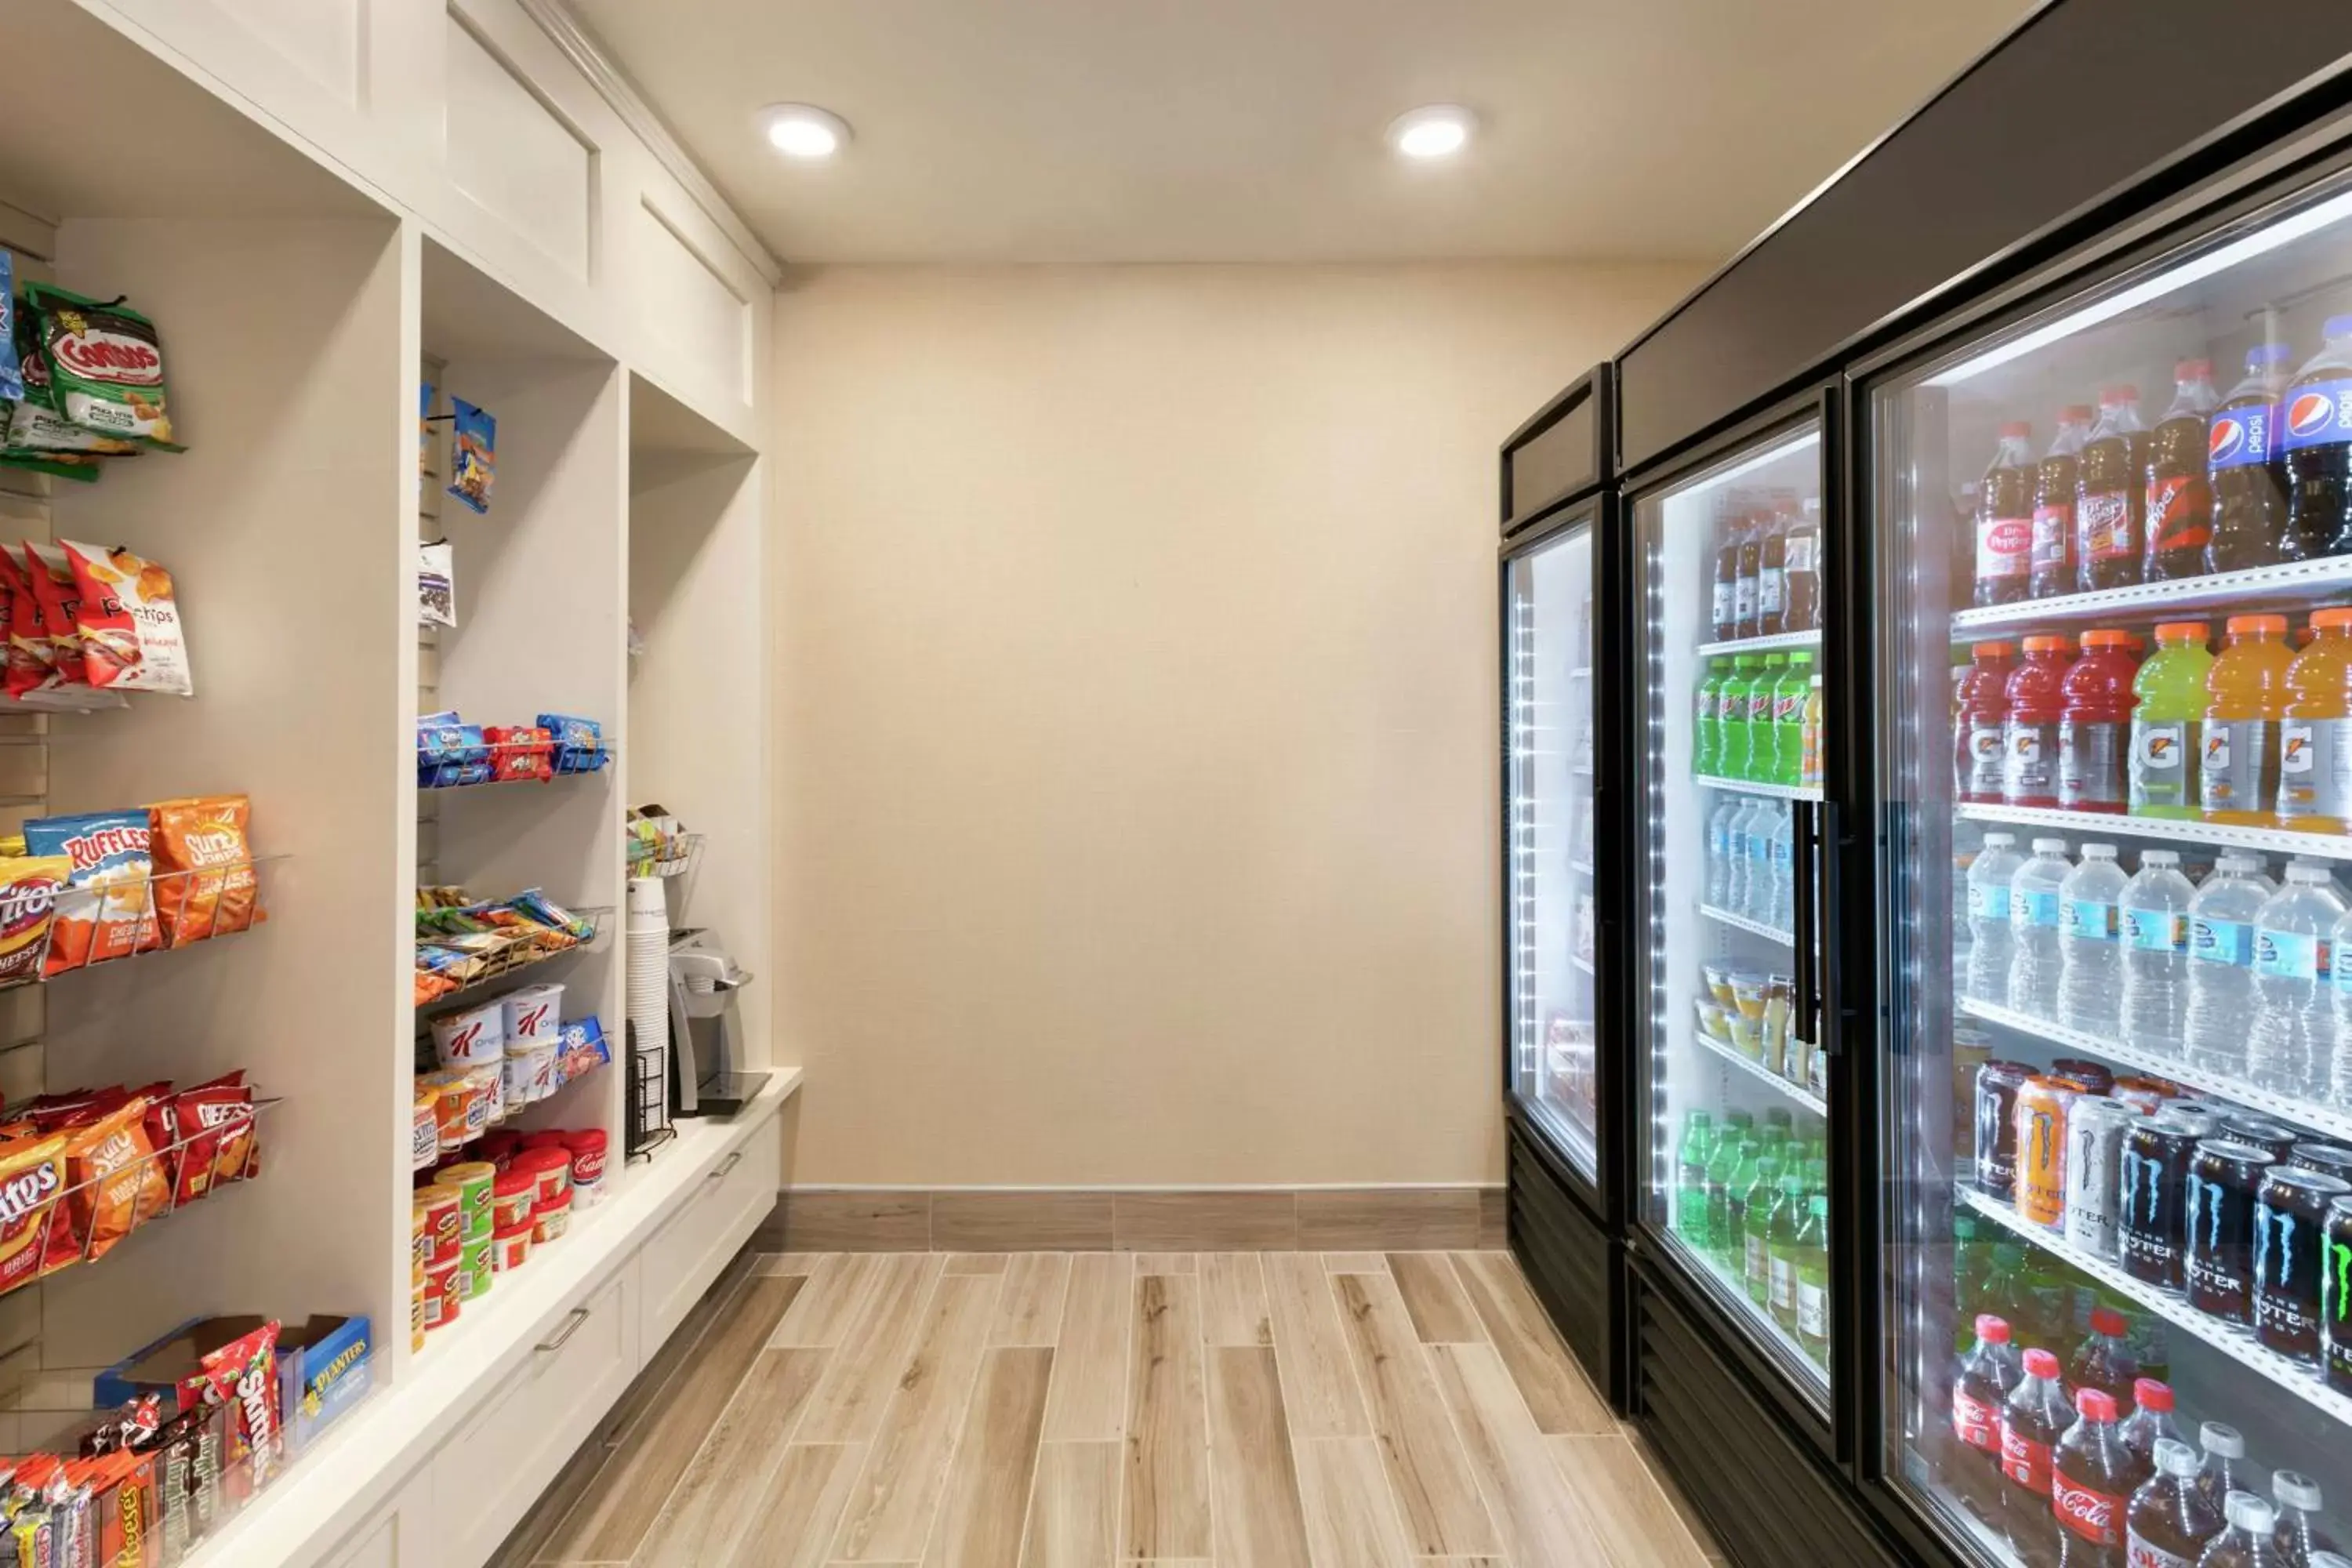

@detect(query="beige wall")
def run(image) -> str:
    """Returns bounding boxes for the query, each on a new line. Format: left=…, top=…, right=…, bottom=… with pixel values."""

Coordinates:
left=771, top=260, right=1700, bottom=1187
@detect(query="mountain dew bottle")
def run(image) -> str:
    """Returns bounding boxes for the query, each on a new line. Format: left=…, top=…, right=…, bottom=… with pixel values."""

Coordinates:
left=1716, top=656, right=1761, bottom=780
left=1747, top=655, right=1788, bottom=781
left=1694, top=658, right=1730, bottom=776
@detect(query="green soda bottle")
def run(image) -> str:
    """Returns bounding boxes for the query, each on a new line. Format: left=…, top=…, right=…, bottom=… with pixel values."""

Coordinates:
left=1704, top=1137, right=1751, bottom=1276
left=1767, top=1167, right=1809, bottom=1332
left=1724, top=1109, right=1756, bottom=1141
left=1694, top=658, right=1729, bottom=777
left=1727, top=1134, right=1781, bottom=1246
left=1746, top=655, right=1787, bottom=781
left=1717, top=656, right=1760, bottom=779
left=1739, top=1153, right=1784, bottom=1307
left=1773, top=652, right=1815, bottom=786
left=1675, top=1112, right=1715, bottom=1247
left=1761, top=1107, right=1794, bottom=1135
left=2129, top=620, right=2213, bottom=818
left=1795, top=1194, right=1830, bottom=1365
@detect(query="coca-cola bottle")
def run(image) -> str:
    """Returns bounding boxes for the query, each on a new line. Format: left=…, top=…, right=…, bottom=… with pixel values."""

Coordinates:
left=2003, top=1347, right=2071, bottom=1554
left=2129, top=1437, right=2223, bottom=1568
left=1953, top=1315, right=2021, bottom=1519
left=2119, top=1377, right=2181, bottom=1468
left=2078, top=386, right=2150, bottom=592
left=2053, top=1388, right=2145, bottom=1566
left=1976, top=421, right=2037, bottom=607
left=2201, top=1492, right=2286, bottom=1566
left=2146, top=359, right=2220, bottom=579
left=2067, top=1307, right=2139, bottom=1406
left=2197, top=1424, right=2258, bottom=1518
left=2034, top=406, right=2093, bottom=599
left=2274, top=1472, right=2339, bottom=1566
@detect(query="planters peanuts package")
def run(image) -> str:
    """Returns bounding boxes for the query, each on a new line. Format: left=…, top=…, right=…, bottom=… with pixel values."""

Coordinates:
left=446, top=399, right=494, bottom=514
left=24, top=809, right=158, bottom=974
left=0, top=250, right=19, bottom=405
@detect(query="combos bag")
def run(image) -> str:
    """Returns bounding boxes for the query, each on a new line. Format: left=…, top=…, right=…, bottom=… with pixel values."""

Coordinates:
left=60, top=542, right=191, bottom=695
left=149, top=796, right=262, bottom=948
left=23, top=810, right=158, bottom=974
left=21, top=284, right=182, bottom=450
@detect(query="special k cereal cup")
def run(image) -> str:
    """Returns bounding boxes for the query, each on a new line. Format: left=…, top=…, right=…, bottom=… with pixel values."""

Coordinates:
left=430, top=1000, right=504, bottom=1068
left=500, top=984, right=562, bottom=1047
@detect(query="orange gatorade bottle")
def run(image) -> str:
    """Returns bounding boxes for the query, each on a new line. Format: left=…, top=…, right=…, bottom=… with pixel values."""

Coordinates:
left=2200, top=613, right=2296, bottom=826
left=2278, top=608, right=2352, bottom=832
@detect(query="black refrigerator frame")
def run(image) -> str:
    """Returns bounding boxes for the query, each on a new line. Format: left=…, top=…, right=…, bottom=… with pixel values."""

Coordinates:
left=1499, top=362, right=1634, bottom=1410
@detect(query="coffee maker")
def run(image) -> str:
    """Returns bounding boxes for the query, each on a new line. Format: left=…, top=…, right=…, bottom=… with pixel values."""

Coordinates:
left=666, top=927, right=765, bottom=1116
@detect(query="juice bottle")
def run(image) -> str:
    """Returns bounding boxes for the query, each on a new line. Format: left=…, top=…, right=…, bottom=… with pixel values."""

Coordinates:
left=2003, top=636, right=2072, bottom=809
left=2201, top=613, right=2296, bottom=825
left=1747, top=654, right=1786, bottom=781
left=1715, top=655, right=1759, bottom=780
left=2278, top=607, right=2352, bottom=833
left=1773, top=652, right=1813, bottom=786
left=1955, top=641, right=2016, bottom=804
left=1800, top=673, right=1825, bottom=789
left=2128, top=622, right=2212, bottom=819
left=1694, top=657, right=1729, bottom=777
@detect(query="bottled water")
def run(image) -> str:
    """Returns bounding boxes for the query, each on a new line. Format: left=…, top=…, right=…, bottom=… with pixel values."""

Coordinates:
left=1704, top=796, right=1742, bottom=906
left=2248, top=862, right=2346, bottom=1098
left=2056, top=844, right=2127, bottom=1034
left=2007, top=838, right=2072, bottom=1019
left=2120, top=849, right=2197, bottom=1053
left=1765, top=804, right=1795, bottom=933
left=1962, top=833, right=2022, bottom=1004
left=1740, top=802, right=1777, bottom=924
left=2330, top=902, right=2352, bottom=1108
left=2184, top=853, right=2276, bottom=1078
left=1721, top=799, right=1760, bottom=913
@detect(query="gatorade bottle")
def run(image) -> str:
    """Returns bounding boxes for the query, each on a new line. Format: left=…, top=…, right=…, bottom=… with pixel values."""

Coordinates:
left=2005, top=637, right=2072, bottom=809
left=1773, top=652, right=1813, bottom=786
left=1747, top=654, right=1786, bottom=782
left=2281, top=314, right=2352, bottom=561
left=2129, top=622, right=2213, bottom=819
left=2278, top=608, right=2352, bottom=833
left=2059, top=630, right=2140, bottom=815
left=1956, top=642, right=2016, bottom=804
left=1716, top=655, right=1760, bottom=780
left=2033, top=407, right=2094, bottom=600
left=1694, top=658, right=1729, bottom=777
left=2209, top=343, right=2293, bottom=574
left=2078, top=386, right=2151, bottom=592
left=2202, top=614, right=2297, bottom=825
left=2145, top=358, right=2220, bottom=579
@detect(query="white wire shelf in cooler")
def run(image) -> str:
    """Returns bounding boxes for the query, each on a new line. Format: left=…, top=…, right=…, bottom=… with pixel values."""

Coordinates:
left=1691, top=1029, right=1826, bottom=1116
left=1569, top=858, right=1594, bottom=877
left=1958, top=996, right=2352, bottom=1145
left=1947, top=555, right=2352, bottom=636
left=1956, top=1185, right=2352, bottom=1429
left=1570, top=952, right=1595, bottom=978
left=1956, top=802, right=2352, bottom=864
left=1697, top=627, right=1822, bottom=658
left=1696, top=775, right=1822, bottom=803
left=1700, top=903, right=1794, bottom=945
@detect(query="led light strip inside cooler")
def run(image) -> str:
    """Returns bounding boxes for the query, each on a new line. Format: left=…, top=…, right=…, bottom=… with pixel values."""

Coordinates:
left=1958, top=996, right=2352, bottom=1145
left=1955, top=804, right=2352, bottom=866
left=1956, top=1186, right=2352, bottom=1427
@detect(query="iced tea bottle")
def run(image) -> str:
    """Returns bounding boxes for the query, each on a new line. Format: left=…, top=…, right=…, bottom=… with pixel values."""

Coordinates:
left=2202, top=615, right=2296, bottom=825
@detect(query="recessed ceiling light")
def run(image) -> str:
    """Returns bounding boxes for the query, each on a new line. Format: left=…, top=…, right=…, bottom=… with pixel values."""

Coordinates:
left=763, top=103, right=851, bottom=160
left=1388, top=105, right=1475, bottom=161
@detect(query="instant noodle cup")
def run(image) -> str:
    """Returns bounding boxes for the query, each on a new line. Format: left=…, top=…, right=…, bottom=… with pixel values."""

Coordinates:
left=492, top=1167, right=535, bottom=1232
left=423, top=1258, right=460, bottom=1330
left=493, top=1221, right=532, bottom=1273
left=429, top=1000, right=503, bottom=1068
left=459, top=1234, right=493, bottom=1300
left=410, top=1277, right=426, bottom=1352
left=518, top=1131, right=569, bottom=1152
left=532, top=1193, right=572, bottom=1245
left=433, top=1161, right=496, bottom=1241
left=562, top=1129, right=608, bottom=1207
left=513, top=1147, right=572, bottom=1211
left=412, top=1187, right=460, bottom=1267
left=425, top=1073, right=468, bottom=1153
left=147, top=795, right=261, bottom=946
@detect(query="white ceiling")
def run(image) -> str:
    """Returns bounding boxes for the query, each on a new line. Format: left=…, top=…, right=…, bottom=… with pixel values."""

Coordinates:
left=572, top=0, right=2030, bottom=267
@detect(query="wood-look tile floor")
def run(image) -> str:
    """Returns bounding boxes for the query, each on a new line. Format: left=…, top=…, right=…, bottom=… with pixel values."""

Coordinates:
left=496, top=1250, right=1725, bottom=1568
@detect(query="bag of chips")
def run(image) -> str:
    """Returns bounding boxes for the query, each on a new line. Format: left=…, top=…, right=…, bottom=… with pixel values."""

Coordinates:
left=0, top=1133, right=70, bottom=1294
left=148, top=797, right=261, bottom=947
left=60, top=542, right=191, bottom=695
left=61, top=1097, right=166, bottom=1263
left=23, top=541, right=89, bottom=687
left=0, top=251, right=19, bottom=406
left=446, top=399, right=494, bottom=513
left=0, top=856, right=70, bottom=985
left=418, top=539, right=454, bottom=629
left=0, top=546, right=44, bottom=700
left=23, top=810, right=158, bottom=973
left=22, top=284, right=183, bottom=451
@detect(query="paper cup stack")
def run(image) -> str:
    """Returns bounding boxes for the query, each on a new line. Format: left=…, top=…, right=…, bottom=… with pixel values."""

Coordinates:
left=626, top=875, right=670, bottom=1128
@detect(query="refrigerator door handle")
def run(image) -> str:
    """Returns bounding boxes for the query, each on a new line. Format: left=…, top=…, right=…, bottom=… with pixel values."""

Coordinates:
left=1792, top=798, right=1820, bottom=1051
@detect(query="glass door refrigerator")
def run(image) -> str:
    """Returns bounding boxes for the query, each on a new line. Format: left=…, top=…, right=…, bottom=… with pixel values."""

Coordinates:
left=1864, top=154, right=2352, bottom=1568
left=1630, top=402, right=1838, bottom=1432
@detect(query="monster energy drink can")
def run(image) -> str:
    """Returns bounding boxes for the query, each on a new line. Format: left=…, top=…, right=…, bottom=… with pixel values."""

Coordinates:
left=2326, top=1195, right=2352, bottom=1394
left=2061, top=1098, right=2135, bottom=1259
left=2259, top=1167, right=2352, bottom=1364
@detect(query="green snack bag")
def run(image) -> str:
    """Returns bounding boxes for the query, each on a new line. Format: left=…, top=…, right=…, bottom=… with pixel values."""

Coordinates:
left=22, top=283, right=183, bottom=451
left=0, top=452, right=100, bottom=483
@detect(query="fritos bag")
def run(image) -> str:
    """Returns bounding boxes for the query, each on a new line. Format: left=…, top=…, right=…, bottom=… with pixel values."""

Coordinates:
left=62, top=1098, right=166, bottom=1264
left=148, top=797, right=260, bottom=948
left=0, top=856, right=71, bottom=985
left=61, top=543, right=191, bottom=695
left=0, top=1134, right=71, bottom=1294
left=24, top=810, right=158, bottom=974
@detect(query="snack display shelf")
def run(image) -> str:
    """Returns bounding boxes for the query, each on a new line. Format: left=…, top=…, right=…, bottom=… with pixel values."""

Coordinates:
left=1955, top=802, right=2352, bottom=862
left=1696, top=775, right=1823, bottom=803
left=415, top=906, right=612, bottom=1015
left=1692, top=1028, right=1826, bottom=1116
left=419, top=742, right=615, bottom=792
left=1699, top=902, right=1794, bottom=945
left=1696, top=626, right=1822, bottom=658
left=626, top=831, right=702, bottom=881
left=1947, top=554, right=2352, bottom=634
left=3, top=856, right=285, bottom=994
left=1958, top=996, right=2352, bottom=1144
left=1955, top=1185, right=2352, bottom=1428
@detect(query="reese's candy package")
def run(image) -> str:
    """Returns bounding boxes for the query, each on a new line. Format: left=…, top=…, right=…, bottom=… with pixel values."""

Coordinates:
left=60, top=543, right=191, bottom=695
left=148, top=797, right=260, bottom=947
left=446, top=399, right=493, bottom=514
left=0, top=857, right=69, bottom=985
left=0, top=1134, right=69, bottom=1294
left=61, top=1098, right=166, bottom=1264
left=21, top=285, right=181, bottom=451
left=24, top=810, right=159, bottom=973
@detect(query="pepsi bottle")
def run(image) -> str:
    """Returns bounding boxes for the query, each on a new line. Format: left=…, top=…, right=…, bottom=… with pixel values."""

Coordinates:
left=2280, top=314, right=2352, bottom=561
left=2209, top=343, right=2292, bottom=574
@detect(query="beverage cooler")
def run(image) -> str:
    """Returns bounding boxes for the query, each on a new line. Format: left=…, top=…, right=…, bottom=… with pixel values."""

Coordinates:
left=1861, top=158, right=2352, bottom=1567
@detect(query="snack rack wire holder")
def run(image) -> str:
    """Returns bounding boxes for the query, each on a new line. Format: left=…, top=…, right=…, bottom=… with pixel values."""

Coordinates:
left=624, top=1019, right=673, bottom=1163
left=414, top=905, right=614, bottom=1015
left=3, top=856, right=287, bottom=993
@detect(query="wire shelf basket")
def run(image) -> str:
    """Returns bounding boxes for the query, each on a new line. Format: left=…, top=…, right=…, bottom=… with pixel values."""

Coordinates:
left=419, top=735, right=614, bottom=791
left=626, top=1022, right=672, bottom=1162
left=2, top=855, right=284, bottom=993
left=626, top=830, right=702, bottom=881
left=415, top=905, right=612, bottom=1014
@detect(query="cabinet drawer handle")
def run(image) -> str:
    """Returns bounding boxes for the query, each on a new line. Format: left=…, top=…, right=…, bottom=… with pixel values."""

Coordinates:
left=535, top=1307, right=590, bottom=1354
left=710, top=1152, right=743, bottom=1181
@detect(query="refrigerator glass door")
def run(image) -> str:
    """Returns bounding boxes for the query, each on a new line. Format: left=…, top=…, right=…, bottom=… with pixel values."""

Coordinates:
left=1874, top=171, right=2352, bottom=1565
left=1508, top=517, right=1599, bottom=1175
left=1635, top=421, right=1831, bottom=1403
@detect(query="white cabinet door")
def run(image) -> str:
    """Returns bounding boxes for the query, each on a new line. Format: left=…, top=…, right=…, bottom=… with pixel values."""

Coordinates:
left=636, top=1125, right=780, bottom=1360
left=318, top=1463, right=433, bottom=1568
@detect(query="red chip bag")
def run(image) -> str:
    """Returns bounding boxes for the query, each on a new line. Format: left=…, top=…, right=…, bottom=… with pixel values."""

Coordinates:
left=172, top=1073, right=253, bottom=1202
left=0, top=547, right=44, bottom=700
left=23, top=541, right=90, bottom=688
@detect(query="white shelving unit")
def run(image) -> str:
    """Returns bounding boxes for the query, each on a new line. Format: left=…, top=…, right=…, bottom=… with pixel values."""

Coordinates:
left=1949, top=554, right=2352, bottom=633
left=1958, top=1186, right=2352, bottom=1428
left=1956, top=802, right=2352, bottom=863
left=1692, top=1030, right=1826, bottom=1116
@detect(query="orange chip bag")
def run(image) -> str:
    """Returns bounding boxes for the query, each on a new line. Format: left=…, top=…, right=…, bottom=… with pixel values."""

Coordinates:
left=0, top=1134, right=69, bottom=1294
left=148, top=796, right=261, bottom=947
left=63, top=1097, right=165, bottom=1264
